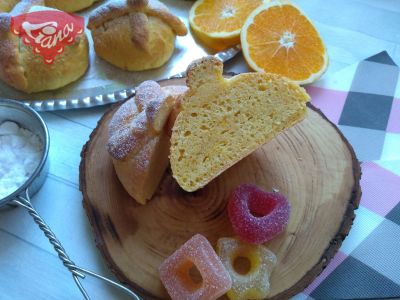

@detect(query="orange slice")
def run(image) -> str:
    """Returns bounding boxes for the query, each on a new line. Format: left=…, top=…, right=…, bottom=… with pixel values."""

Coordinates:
left=241, top=0, right=328, bottom=84
left=189, top=0, right=266, bottom=51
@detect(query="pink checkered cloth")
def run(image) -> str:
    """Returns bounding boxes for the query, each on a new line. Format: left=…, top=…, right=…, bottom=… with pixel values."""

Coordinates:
left=295, top=51, right=400, bottom=299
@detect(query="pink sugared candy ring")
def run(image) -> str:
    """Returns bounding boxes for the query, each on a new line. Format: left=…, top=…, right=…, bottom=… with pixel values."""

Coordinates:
left=228, top=184, right=291, bottom=244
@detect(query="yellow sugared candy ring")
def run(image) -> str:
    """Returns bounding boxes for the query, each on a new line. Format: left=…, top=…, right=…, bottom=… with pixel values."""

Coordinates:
left=217, top=237, right=277, bottom=300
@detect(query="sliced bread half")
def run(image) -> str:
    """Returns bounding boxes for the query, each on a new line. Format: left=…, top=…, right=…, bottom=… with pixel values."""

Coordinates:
left=170, top=56, right=310, bottom=192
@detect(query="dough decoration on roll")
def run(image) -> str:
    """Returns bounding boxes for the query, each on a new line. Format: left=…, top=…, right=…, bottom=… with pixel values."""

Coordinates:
left=108, top=80, right=187, bottom=204
left=0, top=0, right=89, bottom=93
left=87, top=0, right=187, bottom=71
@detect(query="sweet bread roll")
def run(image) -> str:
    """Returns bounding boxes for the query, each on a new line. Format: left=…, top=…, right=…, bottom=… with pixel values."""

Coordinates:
left=170, top=56, right=310, bottom=192
left=0, top=0, right=19, bottom=12
left=45, top=0, right=100, bottom=12
left=88, top=0, right=187, bottom=71
left=108, top=80, right=187, bottom=204
left=0, top=1, right=89, bottom=93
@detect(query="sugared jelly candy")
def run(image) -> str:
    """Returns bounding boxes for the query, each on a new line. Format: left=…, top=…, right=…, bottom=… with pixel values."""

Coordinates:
left=217, top=237, right=277, bottom=300
left=228, top=184, right=291, bottom=244
left=159, top=234, right=232, bottom=300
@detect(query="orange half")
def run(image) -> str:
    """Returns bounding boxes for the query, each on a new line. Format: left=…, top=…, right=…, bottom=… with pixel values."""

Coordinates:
left=189, top=0, right=266, bottom=51
left=241, top=0, right=328, bottom=84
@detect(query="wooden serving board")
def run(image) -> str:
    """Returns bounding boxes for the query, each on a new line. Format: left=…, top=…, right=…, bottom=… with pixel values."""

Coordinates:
left=80, top=78, right=361, bottom=299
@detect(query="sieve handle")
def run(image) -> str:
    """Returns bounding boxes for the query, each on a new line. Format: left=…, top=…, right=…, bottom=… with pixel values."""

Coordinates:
left=12, top=189, right=141, bottom=300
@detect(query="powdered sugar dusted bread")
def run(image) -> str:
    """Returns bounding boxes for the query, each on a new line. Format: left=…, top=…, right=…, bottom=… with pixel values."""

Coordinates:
left=87, top=0, right=187, bottom=71
left=170, top=56, right=310, bottom=192
left=108, top=80, right=187, bottom=204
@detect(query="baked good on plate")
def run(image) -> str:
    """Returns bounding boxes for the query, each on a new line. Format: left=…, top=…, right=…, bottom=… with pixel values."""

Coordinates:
left=108, top=80, right=187, bottom=204
left=0, top=0, right=89, bottom=93
left=45, top=0, right=100, bottom=12
left=170, top=56, right=310, bottom=192
left=0, top=0, right=19, bottom=12
left=87, top=0, right=187, bottom=71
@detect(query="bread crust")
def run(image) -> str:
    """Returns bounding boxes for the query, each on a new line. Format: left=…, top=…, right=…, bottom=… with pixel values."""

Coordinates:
left=87, top=0, right=187, bottom=71
left=91, top=14, right=175, bottom=70
left=88, top=0, right=187, bottom=36
left=0, top=1, right=89, bottom=93
left=0, top=0, right=44, bottom=92
left=108, top=81, right=187, bottom=204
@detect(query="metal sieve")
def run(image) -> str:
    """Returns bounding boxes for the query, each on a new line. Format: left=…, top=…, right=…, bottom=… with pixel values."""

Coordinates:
left=0, top=99, right=140, bottom=300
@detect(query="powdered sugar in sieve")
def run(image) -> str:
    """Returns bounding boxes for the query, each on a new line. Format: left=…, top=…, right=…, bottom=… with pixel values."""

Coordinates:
left=0, top=99, right=139, bottom=300
left=0, top=121, right=43, bottom=199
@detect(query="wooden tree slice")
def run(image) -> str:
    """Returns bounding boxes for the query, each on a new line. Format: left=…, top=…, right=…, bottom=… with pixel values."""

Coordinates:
left=80, top=77, right=361, bottom=299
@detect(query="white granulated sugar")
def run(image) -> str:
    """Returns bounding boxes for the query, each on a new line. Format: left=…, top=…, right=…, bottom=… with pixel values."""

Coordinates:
left=0, top=121, right=43, bottom=199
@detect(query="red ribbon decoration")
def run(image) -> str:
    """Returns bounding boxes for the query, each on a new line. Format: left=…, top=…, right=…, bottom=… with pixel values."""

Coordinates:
left=10, top=11, right=84, bottom=64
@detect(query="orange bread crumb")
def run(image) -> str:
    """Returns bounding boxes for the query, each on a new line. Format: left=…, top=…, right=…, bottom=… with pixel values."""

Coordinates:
left=170, top=56, right=309, bottom=192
